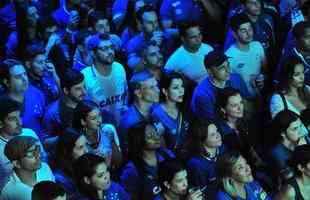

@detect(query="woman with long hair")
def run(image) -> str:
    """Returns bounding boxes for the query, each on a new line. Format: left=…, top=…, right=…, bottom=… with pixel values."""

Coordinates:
left=276, top=144, right=310, bottom=200
left=186, top=120, right=226, bottom=198
left=216, top=87, right=264, bottom=169
left=152, top=72, right=189, bottom=150
left=269, top=110, right=310, bottom=182
left=270, top=56, right=310, bottom=119
left=52, top=127, right=88, bottom=199
left=72, top=99, right=122, bottom=167
left=216, top=151, right=271, bottom=200
left=120, top=122, right=174, bottom=200
left=74, top=153, right=130, bottom=200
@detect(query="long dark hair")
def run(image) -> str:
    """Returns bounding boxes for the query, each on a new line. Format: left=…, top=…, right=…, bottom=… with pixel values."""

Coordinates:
left=74, top=153, right=106, bottom=199
left=52, top=128, right=84, bottom=177
left=72, top=99, right=99, bottom=131
left=160, top=72, right=186, bottom=110
left=186, top=120, right=218, bottom=157
left=269, top=110, right=300, bottom=147
left=127, top=122, right=150, bottom=168
left=277, top=56, right=310, bottom=105
left=289, top=144, right=310, bottom=177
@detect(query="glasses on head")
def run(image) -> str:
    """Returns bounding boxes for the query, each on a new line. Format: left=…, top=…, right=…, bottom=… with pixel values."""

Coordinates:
left=24, top=145, right=41, bottom=159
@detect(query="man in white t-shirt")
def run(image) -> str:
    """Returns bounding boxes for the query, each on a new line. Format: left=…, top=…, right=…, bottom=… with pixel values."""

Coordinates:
left=164, top=22, right=213, bottom=83
left=82, top=33, right=129, bottom=124
left=1, top=136, right=54, bottom=200
left=0, top=97, right=47, bottom=192
left=225, top=13, right=267, bottom=97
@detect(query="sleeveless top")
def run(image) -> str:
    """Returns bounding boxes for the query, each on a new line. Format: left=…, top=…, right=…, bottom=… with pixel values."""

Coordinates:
left=290, top=178, right=304, bottom=200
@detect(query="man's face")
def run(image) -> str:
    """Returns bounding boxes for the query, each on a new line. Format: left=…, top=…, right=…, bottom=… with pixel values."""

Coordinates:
left=299, top=28, right=310, bottom=52
left=30, top=54, right=46, bottom=78
left=66, top=81, right=86, bottom=103
left=139, top=77, right=160, bottom=103
left=7, top=65, right=29, bottom=94
left=143, top=45, right=163, bottom=69
left=234, top=22, right=254, bottom=44
left=95, top=19, right=110, bottom=34
left=141, top=11, right=159, bottom=35
left=1, top=111, right=22, bottom=137
left=94, top=40, right=115, bottom=65
left=245, top=0, right=262, bottom=17
left=209, top=60, right=230, bottom=82
left=18, top=145, right=42, bottom=172
left=182, top=26, right=202, bottom=52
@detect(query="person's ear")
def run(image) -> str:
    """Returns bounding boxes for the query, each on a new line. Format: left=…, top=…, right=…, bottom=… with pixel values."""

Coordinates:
left=3, top=78, right=10, bottom=88
left=163, top=181, right=170, bottom=190
left=232, top=30, right=238, bottom=40
left=63, top=87, right=69, bottom=95
left=180, top=35, right=185, bottom=43
left=81, top=118, right=86, bottom=127
left=297, top=164, right=304, bottom=173
left=162, top=88, right=168, bottom=99
left=12, top=160, right=21, bottom=169
left=135, top=88, right=142, bottom=99
left=83, top=176, right=91, bottom=185
left=25, top=61, right=32, bottom=70
left=220, top=107, right=226, bottom=115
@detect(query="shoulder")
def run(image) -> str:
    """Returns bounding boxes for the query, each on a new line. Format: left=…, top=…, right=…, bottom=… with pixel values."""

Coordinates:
left=201, top=43, right=214, bottom=52
left=187, top=156, right=203, bottom=168
left=26, top=85, right=45, bottom=98
left=251, top=41, right=265, bottom=52
left=81, top=66, right=92, bottom=76
left=193, top=78, right=212, bottom=96
left=166, top=46, right=184, bottom=60
left=216, top=190, right=232, bottom=200
left=276, top=184, right=296, bottom=200
left=21, top=128, right=39, bottom=139
left=225, top=44, right=238, bottom=55
left=151, top=104, right=163, bottom=116
left=229, top=73, right=243, bottom=82
left=112, top=62, right=126, bottom=76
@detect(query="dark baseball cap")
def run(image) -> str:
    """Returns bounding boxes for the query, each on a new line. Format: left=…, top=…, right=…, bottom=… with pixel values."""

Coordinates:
left=204, top=50, right=229, bottom=69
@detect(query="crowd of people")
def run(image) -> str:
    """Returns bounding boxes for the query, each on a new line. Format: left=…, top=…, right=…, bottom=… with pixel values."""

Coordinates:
left=1, top=0, right=310, bottom=199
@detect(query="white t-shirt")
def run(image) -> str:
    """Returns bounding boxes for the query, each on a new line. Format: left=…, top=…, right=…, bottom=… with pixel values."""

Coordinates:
left=164, top=43, right=213, bottom=83
left=0, top=162, right=55, bottom=200
left=82, top=62, right=129, bottom=124
left=0, top=128, right=46, bottom=192
left=225, top=41, right=266, bottom=96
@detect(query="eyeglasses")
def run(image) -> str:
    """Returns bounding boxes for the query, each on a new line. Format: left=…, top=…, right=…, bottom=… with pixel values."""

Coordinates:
left=24, top=145, right=41, bottom=159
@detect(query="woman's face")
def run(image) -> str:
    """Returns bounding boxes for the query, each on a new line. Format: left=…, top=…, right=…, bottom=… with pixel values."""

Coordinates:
left=72, top=135, right=88, bottom=161
left=231, top=156, right=253, bottom=183
left=284, top=118, right=302, bottom=143
left=204, top=124, right=222, bottom=148
left=290, top=63, right=305, bottom=89
left=83, top=108, right=102, bottom=133
left=168, top=170, right=188, bottom=196
left=164, top=78, right=185, bottom=103
left=88, top=162, right=111, bottom=191
left=225, top=94, right=244, bottom=119
left=144, top=124, right=161, bottom=150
